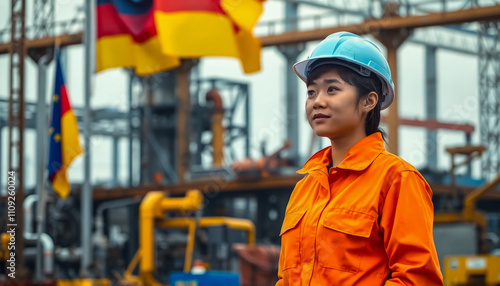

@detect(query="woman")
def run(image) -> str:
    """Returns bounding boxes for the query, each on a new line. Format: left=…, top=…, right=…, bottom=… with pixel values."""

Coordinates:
left=276, top=32, right=443, bottom=285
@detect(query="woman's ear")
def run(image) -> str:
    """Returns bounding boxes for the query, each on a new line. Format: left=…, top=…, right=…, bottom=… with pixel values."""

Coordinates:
left=362, top=92, right=378, bottom=113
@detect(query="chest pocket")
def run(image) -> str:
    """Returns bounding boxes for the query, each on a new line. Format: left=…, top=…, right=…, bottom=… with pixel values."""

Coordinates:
left=317, top=208, right=376, bottom=273
left=279, top=210, right=306, bottom=270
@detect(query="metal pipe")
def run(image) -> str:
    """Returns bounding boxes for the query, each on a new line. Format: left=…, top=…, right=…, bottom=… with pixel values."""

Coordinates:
left=23, top=195, right=54, bottom=276
left=23, top=195, right=38, bottom=235
left=112, top=136, right=119, bottom=186
left=128, top=70, right=134, bottom=187
left=206, top=89, right=225, bottom=167
left=55, top=247, right=82, bottom=263
left=245, top=85, right=250, bottom=158
left=0, top=123, right=2, bottom=192
left=93, top=197, right=141, bottom=278
left=35, top=51, right=51, bottom=282
left=282, top=2, right=301, bottom=164
left=95, top=196, right=143, bottom=239
left=39, top=233, right=54, bottom=275
left=81, top=0, right=95, bottom=276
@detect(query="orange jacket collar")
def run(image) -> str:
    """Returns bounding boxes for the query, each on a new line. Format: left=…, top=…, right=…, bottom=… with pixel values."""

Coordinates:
left=297, top=132, right=385, bottom=174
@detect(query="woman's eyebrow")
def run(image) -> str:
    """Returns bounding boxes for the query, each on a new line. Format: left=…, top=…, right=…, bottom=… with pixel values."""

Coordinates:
left=323, top=78, right=342, bottom=84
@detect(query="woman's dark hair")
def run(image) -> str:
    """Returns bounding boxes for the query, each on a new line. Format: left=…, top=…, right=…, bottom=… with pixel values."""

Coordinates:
left=306, top=64, right=387, bottom=141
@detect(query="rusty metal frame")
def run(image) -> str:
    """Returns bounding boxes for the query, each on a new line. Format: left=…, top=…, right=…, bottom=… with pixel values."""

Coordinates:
left=7, top=0, right=26, bottom=275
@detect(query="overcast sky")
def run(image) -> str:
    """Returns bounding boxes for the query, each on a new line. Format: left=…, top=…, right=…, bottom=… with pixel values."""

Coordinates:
left=0, top=1, right=483, bottom=190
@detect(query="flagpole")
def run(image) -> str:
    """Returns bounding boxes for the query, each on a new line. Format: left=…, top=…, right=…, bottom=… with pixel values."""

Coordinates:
left=35, top=51, right=51, bottom=281
left=81, top=0, right=95, bottom=277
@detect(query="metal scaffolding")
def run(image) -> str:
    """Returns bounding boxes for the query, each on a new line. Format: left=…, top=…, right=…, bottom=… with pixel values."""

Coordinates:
left=7, top=0, right=27, bottom=275
left=478, top=21, right=500, bottom=180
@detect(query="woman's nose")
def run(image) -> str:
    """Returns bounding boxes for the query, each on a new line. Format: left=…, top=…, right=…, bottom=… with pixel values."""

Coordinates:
left=313, top=92, right=327, bottom=109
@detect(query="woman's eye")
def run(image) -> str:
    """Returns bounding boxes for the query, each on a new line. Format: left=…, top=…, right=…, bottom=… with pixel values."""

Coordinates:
left=307, top=90, right=315, bottom=97
left=328, top=86, right=338, bottom=92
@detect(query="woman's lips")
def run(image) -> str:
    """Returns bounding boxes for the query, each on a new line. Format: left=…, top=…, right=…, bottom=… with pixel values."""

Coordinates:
left=313, top=117, right=329, bottom=122
left=312, top=113, right=331, bottom=122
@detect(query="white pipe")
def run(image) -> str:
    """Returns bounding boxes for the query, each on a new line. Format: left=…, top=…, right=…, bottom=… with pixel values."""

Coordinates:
left=23, top=194, right=54, bottom=276
left=40, top=233, right=54, bottom=275
left=23, top=194, right=38, bottom=235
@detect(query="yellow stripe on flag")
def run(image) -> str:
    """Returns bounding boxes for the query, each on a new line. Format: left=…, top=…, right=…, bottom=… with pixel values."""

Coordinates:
left=96, top=34, right=180, bottom=75
left=53, top=109, right=83, bottom=198
left=235, top=29, right=262, bottom=73
left=154, top=11, right=261, bottom=73
left=155, top=11, right=239, bottom=58
left=221, top=0, right=263, bottom=31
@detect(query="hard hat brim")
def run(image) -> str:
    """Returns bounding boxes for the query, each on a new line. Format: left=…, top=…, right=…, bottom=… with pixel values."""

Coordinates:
left=293, top=57, right=394, bottom=110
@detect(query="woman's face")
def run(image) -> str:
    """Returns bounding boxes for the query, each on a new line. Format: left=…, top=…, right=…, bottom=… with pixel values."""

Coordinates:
left=305, top=69, right=364, bottom=139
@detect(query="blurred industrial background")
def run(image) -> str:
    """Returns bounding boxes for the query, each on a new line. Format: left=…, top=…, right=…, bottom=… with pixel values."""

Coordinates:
left=0, top=0, right=500, bottom=285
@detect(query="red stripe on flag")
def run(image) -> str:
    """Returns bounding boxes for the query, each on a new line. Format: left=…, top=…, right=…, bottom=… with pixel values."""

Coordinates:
left=97, top=4, right=128, bottom=38
left=97, top=3, right=157, bottom=43
left=155, top=0, right=226, bottom=15
left=60, top=86, right=71, bottom=116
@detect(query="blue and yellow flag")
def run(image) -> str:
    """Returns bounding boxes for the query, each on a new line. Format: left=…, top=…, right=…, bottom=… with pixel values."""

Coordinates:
left=47, top=49, right=83, bottom=198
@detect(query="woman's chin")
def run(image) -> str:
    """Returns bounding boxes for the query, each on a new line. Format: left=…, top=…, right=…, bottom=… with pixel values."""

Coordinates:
left=313, top=129, right=336, bottom=138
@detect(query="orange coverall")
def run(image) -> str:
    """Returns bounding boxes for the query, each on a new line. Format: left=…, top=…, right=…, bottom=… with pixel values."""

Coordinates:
left=277, top=132, right=443, bottom=286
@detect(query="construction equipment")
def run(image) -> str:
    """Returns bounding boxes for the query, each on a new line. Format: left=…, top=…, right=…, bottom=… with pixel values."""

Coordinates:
left=434, top=145, right=500, bottom=285
left=120, top=189, right=255, bottom=286
left=232, top=140, right=292, bottom=178
left=444, top=255, right=500, bottom=286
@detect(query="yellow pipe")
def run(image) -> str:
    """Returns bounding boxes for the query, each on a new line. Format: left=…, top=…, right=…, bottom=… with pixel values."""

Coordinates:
left=463, top=174, right=500, bottom=221
left=139, top=192, right=164, bottom=281
left=158, top=216, right=256, bottom=246
left=1, top=233, right=9, bottom=260
left=138, top=190, right=203, bottom=285
left=124, top=250, right=142, bottom=280
left=184, top=219, right=196, bottom=273
left=199, top=217, right=256, bottom=246
left=159, top=190, right=203, bottom=213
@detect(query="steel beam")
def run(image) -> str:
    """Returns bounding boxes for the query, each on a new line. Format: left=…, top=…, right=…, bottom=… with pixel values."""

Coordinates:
left=259, top=5, right=500, bottom=47
left=426, top=46, right=438, bottom=170
left=0, top=32, right=83, bottom=54
left=1, top=5, right=499, bottom=55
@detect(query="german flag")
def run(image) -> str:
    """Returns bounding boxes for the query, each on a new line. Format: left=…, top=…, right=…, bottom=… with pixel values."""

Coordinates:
left=47, top=49, right=83, bottom=198
left=96, top=0, right=179, bottom=75
left=96, top=0, right=264, bottom=75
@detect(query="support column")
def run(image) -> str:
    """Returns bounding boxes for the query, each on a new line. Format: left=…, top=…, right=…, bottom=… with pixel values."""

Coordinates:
left=81, top=0, right=95, bottom=276
left=385, top=43, right=401, bottom=155
left=425, top=46, right=438, bottom=169
left=112, top=136, right=119, bottom=186
left=176, top=60, right=195, bottom=182
left=278, top=1, right=304, bottom=165
left=128, top=70, right=134, bottom=187
left=32, top=50, right=51, bottom=282
left=375, top=27, right=410, bottom=155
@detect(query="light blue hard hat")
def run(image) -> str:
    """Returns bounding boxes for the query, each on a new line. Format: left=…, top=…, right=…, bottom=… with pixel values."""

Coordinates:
left=293, top=32, right=395, bottom=110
